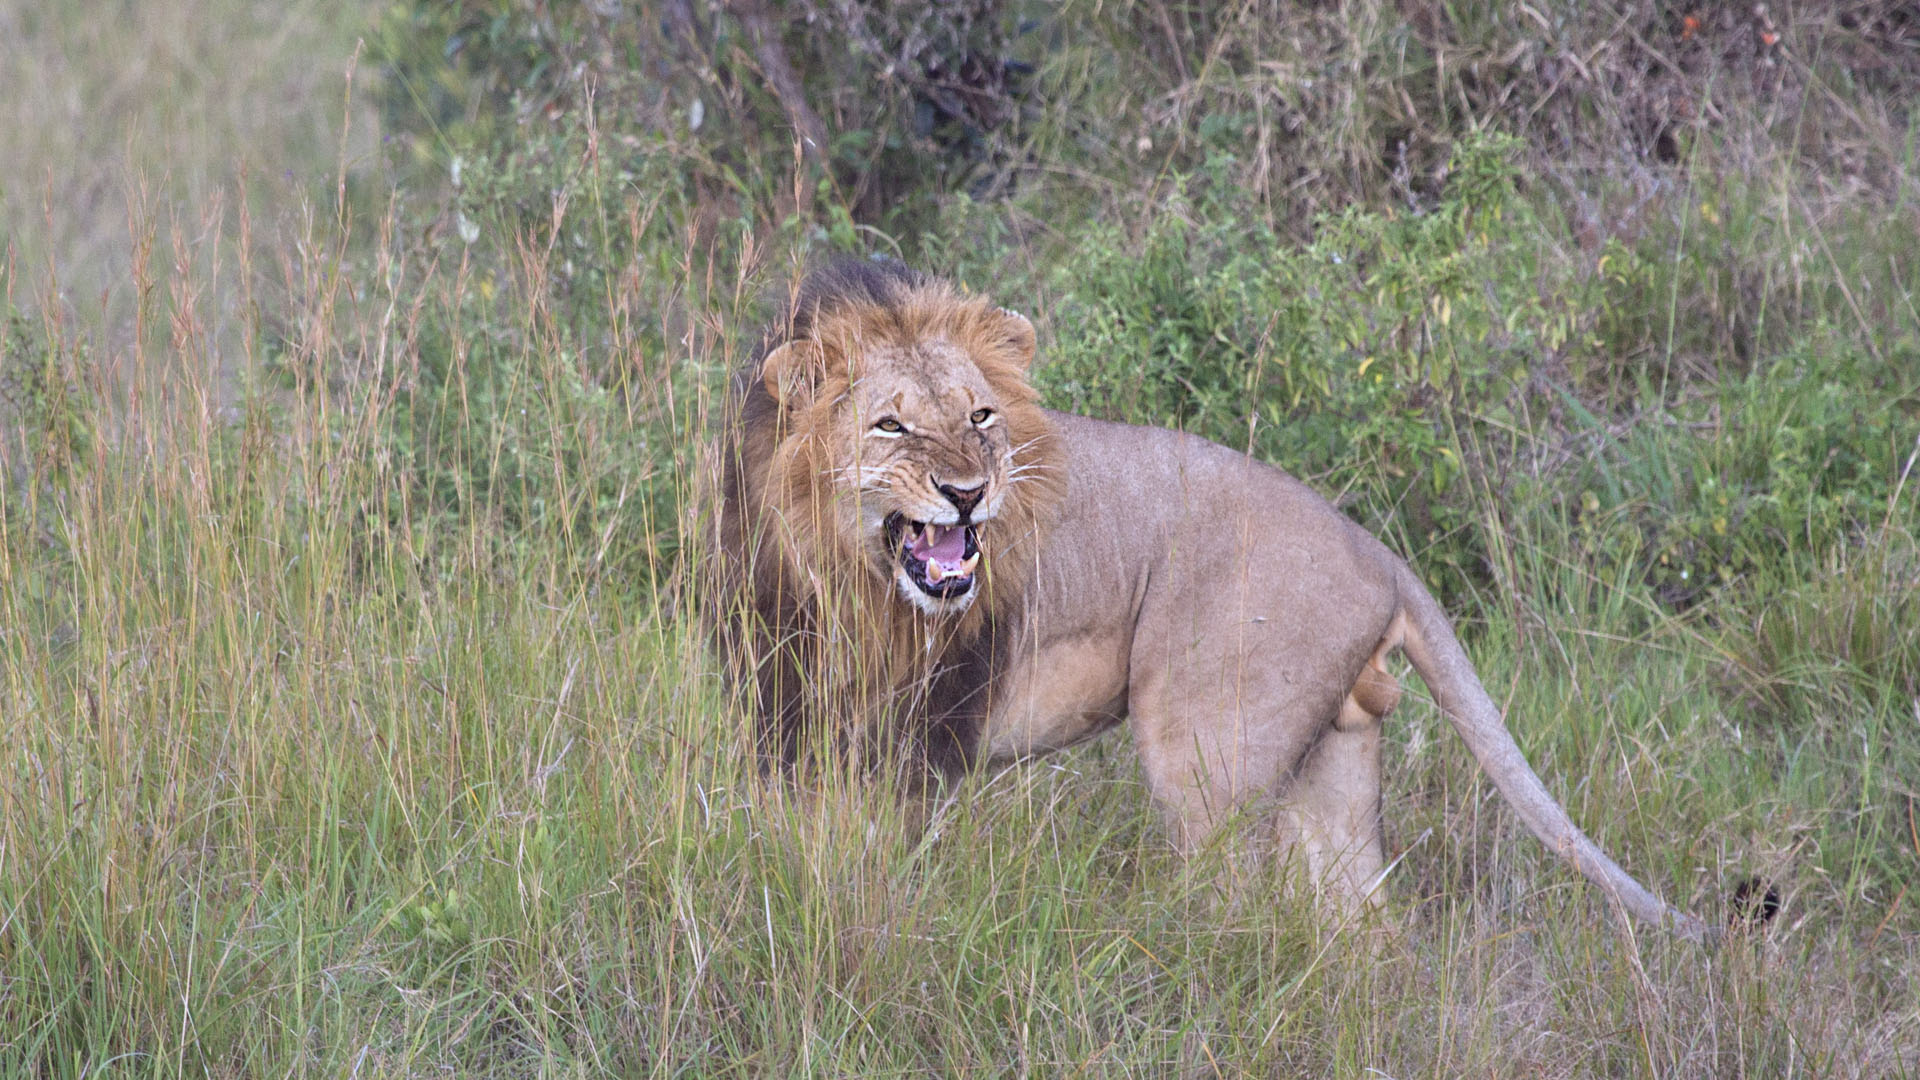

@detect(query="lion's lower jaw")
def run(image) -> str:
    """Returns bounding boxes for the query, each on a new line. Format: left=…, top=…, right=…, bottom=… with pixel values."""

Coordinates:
left=894, top=569, right=977, bottom=616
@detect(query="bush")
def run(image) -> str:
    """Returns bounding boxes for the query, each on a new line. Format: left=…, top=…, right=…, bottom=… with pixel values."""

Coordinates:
left=1028, top=133, right=1589, bottom=600
left=1560, top=342, right=1915, bottom=607
left=0, top=306, right=93, bottom=493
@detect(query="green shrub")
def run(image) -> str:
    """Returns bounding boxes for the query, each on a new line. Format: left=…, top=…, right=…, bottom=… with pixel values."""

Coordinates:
left=0, top=307, right=93, bottom=492
left=1029, top=132, right=1583, bottom=600
left=367, top=0, right=1042, bottom=242
left=1559, top=341, right=1916, bottom=608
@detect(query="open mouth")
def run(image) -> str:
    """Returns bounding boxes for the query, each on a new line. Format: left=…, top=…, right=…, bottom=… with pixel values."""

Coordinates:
left=885, top=512, right=981, bottom=601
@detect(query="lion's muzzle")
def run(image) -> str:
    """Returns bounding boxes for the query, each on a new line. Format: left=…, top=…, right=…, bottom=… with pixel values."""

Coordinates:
left=886, top=512, right=982, bottom=603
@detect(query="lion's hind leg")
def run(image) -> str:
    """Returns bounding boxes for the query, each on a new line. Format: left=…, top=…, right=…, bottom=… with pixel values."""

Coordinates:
left=1274, top=645, right=1400, bottom=911
left=1273, top=724, right=1386, bottom=909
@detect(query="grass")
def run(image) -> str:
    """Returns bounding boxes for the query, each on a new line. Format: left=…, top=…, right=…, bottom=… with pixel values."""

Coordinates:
left=0, top=0, right=380, bottom=355
left=3, top=0, right=1919, bottom=1075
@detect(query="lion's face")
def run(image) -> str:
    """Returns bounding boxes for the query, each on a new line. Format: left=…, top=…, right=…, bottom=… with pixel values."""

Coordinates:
left=829, top=340, right=1023, bottom=616
left=751, top=284, right=1060, bottom=627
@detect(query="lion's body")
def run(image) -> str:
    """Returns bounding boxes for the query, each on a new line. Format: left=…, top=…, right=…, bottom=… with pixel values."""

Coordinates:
left=716, top=259, right=1709, bottom=940
left=973, top=412, right=1402, bottom=895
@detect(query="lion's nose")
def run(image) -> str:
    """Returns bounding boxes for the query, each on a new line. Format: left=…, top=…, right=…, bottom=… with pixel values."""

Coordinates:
left=938, top=481, right=986, bottom=520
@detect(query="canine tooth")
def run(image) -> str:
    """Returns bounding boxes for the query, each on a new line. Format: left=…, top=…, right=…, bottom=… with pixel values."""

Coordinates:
left=958, top=553, right=980, bottom=575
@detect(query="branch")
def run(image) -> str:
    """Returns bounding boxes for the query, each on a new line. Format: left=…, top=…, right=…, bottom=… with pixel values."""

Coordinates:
left=727, top=0, right=830, bottom=171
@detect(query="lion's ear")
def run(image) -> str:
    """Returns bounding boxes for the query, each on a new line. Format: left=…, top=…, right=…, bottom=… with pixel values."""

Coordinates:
left=994, top=307, right=1037, bottom=371
left=760, top=340, right=828, bottom=408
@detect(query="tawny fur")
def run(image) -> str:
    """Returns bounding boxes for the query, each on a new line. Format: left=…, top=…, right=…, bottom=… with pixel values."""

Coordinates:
left=715, top=259, right=1712, bottom=941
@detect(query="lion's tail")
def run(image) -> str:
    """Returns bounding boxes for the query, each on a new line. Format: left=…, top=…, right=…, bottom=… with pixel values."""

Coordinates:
left=1392, top=564, right=1715, bottom=944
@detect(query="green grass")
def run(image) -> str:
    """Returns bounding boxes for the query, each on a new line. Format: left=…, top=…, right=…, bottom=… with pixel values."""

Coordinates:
left=4, top=0, right=1919, bottom=1075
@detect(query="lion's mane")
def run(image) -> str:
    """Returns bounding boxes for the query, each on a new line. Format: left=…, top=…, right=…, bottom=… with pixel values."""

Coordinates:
left=717, top=259, right=1065, bottom=775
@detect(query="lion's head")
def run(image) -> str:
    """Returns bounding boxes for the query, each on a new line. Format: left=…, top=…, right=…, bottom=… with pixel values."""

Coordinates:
left=725, top=260, right=1063, bottom=638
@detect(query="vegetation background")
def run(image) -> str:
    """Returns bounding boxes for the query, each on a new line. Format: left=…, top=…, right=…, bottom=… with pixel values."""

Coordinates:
left=1, top=0, right=1916, bottom=1075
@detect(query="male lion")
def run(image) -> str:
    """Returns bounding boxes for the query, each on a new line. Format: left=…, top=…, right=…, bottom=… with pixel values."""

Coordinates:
left=717, top=258, right=1709, bottom=941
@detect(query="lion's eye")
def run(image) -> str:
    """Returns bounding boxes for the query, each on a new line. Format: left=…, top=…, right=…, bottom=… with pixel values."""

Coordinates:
left=873, top=417, right=904, bottom=434
left=970, top=408, right=994, bottom=426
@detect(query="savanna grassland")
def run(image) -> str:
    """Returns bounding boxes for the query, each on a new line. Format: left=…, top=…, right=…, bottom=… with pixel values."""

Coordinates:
left=1, top=1, right=1917, bottom=1075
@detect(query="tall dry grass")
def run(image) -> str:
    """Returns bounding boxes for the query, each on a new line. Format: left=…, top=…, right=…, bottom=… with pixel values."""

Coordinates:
left=0, top=0, right=380, bottom=355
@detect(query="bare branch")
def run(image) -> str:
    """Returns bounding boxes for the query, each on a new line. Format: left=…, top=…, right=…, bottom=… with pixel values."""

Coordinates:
left=727, top=0, right=830, bottom=171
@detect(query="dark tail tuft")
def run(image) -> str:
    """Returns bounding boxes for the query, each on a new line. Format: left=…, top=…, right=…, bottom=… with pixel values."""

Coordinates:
left=1729, top=875, right=1781, bottom=931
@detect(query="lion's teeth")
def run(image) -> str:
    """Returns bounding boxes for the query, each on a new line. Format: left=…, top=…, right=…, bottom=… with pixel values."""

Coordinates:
left=927, top=561, right=947, bottom=583
left=958, top=553, right=980, bottom=575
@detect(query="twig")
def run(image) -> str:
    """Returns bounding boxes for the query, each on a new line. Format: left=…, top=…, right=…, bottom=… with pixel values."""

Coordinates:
left=1882, top=430, right=1918, bottom=536
left=1792, top=188, right=1887, bottom=366
left=1864, top=794, right=1918, bottom=948
left=1149, top=0, right=1190, bottom=85
left=728, top=0, right=830, bottom=171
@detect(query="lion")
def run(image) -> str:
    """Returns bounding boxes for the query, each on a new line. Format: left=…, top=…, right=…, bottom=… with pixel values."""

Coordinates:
left=716, top=258, right=1711, bottom=941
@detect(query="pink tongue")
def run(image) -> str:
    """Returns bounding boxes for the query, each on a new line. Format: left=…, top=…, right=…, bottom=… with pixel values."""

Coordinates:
left=910, top=524, right=967, bottom=565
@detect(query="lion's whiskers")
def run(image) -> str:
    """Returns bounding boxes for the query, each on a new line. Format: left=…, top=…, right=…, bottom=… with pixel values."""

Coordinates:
left=1002, top=462, right=1056, bottom=485
left=824, top=463, right=895, bottom=489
